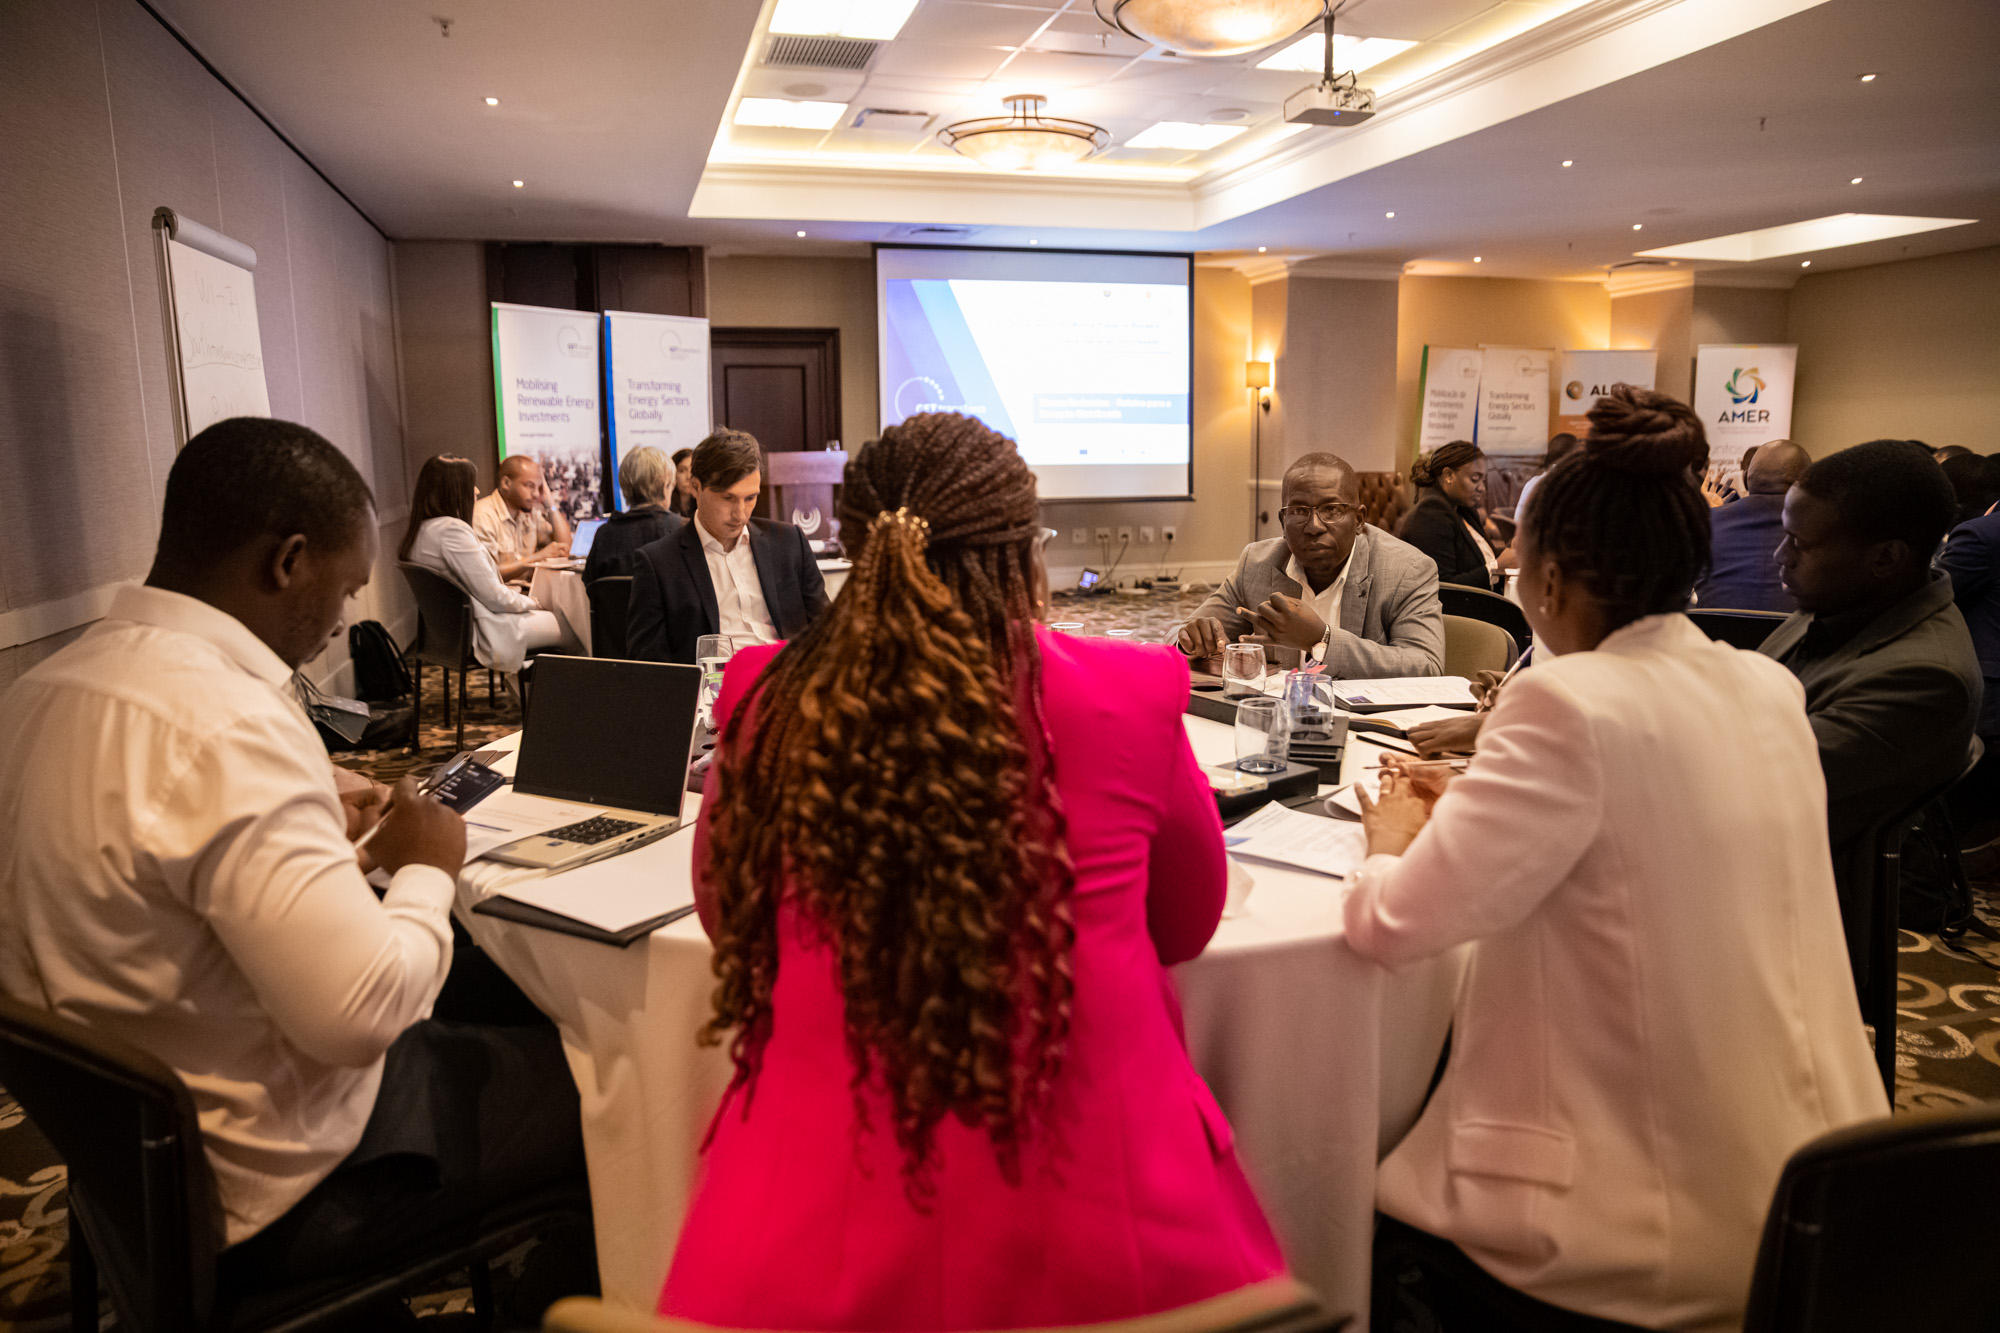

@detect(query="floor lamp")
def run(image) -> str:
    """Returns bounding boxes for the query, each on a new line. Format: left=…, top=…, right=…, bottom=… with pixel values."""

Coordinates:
left=1245, top=360, right=1271, bottom=543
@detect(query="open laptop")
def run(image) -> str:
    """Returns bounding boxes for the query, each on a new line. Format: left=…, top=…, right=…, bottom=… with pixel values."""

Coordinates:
left=486, top=654, right=702, bottom=871
left=550, top=517, right=605, bottom=570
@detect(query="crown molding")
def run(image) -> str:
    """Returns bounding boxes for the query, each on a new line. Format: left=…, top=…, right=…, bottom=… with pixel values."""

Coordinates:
left=689, top=161, right=1193, bottom=231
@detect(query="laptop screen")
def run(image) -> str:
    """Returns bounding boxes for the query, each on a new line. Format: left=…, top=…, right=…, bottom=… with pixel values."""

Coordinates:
left=512, top=655, right=702, bottom=814
left=568, top=518, right=606, bottom=559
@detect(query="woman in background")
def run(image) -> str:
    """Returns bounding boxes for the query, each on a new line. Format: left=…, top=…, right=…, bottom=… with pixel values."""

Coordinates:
left=661, top=412, right=1282, bottom=1330
left=400, top=455, right=574, bottom=673
left=585, top=445, right=683, bottom=582
left=669, top=446, right=698, bottom=519
left=1399, top=438, right=1501, bottom=590
left=1350, top=387, right=1886, bottom=1331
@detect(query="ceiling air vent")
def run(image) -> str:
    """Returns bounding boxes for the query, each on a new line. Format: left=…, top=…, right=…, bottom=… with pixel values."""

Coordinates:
left=1608, top=259, right=1675, bottom=270
left=764, top=34, right=880, bottom=70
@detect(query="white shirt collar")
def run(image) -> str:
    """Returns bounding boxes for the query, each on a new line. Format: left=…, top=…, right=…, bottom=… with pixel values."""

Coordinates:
left=107, top=584, right=294, bottom=688
left=696, top=514, right=747, bottom=556
left=1285, top=544, right=1354, bottom=598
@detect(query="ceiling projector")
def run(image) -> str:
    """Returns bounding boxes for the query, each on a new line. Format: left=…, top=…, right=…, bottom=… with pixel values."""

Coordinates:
left=1284, top=81, right=1376, bottom=126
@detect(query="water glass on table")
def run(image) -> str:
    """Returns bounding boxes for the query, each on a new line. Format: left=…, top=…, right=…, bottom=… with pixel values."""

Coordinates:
left=1234, top=696, right=1289, bottom=775
left=696, top=634, right=736, bottom=726
left=1221, top=642, right=1265, bottom=697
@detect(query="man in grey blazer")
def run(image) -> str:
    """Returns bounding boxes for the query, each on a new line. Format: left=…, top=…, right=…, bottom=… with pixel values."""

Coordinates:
left=1178, top=452, right=1444, bottom=677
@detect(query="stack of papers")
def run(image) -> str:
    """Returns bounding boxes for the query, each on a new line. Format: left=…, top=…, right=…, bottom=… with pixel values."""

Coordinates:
left=1223, top=803, right=1367, bottom=878
left=1331, top=677, right=1479, bottom=711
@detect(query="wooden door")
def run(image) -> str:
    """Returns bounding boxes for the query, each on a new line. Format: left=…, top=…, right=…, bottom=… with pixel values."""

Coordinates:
left=711, top=328, right=841, bottom=453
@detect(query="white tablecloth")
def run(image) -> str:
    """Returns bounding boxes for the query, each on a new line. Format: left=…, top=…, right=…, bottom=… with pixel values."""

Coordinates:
left=456, top=704, right=1462, bottom=1316
left=530, top=565, right=593, bottom=656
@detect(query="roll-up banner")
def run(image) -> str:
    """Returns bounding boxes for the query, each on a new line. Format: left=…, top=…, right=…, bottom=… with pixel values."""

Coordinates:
left=1694, top=344, right=1798, bottom=469
left=1476, top=347, right=1552, bottom=456
left=491, top=302, right=605, bottom=526
left=1416, top=346, right=1481, bottom=452
left=1555, top=350, right=1658, bottom=436
left=603, top=311, right=711, bottom=511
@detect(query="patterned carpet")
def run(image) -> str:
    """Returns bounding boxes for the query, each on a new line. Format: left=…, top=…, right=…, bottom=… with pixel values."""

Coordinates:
left=1, top=592, right=1994, bottom=1329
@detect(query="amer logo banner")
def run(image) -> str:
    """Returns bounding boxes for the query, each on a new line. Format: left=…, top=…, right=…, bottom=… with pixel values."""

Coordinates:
left=1693, top=344, right=1797, bottom=466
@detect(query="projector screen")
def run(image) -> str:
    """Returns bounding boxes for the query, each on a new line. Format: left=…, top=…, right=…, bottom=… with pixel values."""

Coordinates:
left=876, top=246, right=1193, bottom=501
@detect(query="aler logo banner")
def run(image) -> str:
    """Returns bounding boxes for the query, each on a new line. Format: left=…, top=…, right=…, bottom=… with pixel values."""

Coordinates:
left=1556, top=350, right=1658, bottom=436
left=1693, top=344, right=1797, bottom=468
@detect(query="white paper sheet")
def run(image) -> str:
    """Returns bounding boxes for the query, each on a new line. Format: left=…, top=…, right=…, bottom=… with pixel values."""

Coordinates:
left=462, top=789, right=601, bottom=861
left=1223, top=803, right=1367, bottom=878
left=1331, top=677, right=1479, bottom=709
left=469, top=822, right=700, bottom=933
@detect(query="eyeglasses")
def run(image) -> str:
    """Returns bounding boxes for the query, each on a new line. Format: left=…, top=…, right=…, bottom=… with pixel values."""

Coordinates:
left=1279, top=502, right=1360, bottom=527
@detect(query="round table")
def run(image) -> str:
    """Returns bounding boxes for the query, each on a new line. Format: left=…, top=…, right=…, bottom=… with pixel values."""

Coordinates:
left=456, top=690, right=1464, bottom=1316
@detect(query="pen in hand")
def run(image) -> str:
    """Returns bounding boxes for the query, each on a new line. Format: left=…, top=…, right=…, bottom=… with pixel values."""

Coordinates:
left=352, top=754, right=468, bottom=853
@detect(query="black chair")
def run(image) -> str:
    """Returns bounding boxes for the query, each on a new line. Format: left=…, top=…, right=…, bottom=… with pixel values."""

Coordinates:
left=1744, top=1100, right=2000, bottom=1332
left=1686, top=608, right=1788, bottom=650
left=398, top=563, right=479, bottom=753
left=1853, top=739, right=1986, bottom=1093
left=1438, top=583, right=1531, bottom=652
left=586, top=577, right=634, bottom=660
left=0, top=993, right=590, bottom=1333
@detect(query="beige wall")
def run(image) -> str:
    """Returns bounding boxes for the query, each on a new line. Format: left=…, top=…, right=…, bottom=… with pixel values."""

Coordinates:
left=0, top=0, right=411, bottom=699
left=1395, top=276, right=1612, bottom=466
left=1787, top=245, right=2000, bottom=455
left=1273, top=277, right=1401, bottom=475
left=394, top=240, right=498, bottom=489
left=705, top=256, right=879, bottom=453
left=1611, top=286, right=1694, bottom=403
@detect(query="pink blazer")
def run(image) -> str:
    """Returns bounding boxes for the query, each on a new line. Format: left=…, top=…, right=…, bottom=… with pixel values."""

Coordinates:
left=660, top=628, right=1283, bottom=1330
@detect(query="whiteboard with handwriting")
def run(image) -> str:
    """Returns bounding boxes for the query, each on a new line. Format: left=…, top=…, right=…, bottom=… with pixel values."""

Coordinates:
left=164, top=236, right=269, bottom=440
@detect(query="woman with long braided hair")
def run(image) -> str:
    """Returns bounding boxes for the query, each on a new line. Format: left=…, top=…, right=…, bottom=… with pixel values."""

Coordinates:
left=660, top=413, right=1282, bottom=1329
left=1345, top=385, right=1886, bottom=1330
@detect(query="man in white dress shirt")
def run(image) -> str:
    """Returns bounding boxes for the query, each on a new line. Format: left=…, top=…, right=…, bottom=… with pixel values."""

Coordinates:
left=1179, top=452, right=1445, bottom=677
left=626, top=429, right=829, bottom=664
left=0, top=418, right=585, bottom=1293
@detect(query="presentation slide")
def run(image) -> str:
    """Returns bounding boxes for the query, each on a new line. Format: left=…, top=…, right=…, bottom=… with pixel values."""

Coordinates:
left=876, top=247, right=1192, bottom=500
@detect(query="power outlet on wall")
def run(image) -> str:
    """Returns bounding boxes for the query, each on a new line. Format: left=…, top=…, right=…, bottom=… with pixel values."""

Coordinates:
left=1117, top=526, right=1134, bottom=545
left=1162, top=526, right=1177, bottom=544
left=1139, top=525, right=1156, bottom=544
left=1072, top=527, right=1088, bottom=546
left=1095, top=527, right=1112, bottom=545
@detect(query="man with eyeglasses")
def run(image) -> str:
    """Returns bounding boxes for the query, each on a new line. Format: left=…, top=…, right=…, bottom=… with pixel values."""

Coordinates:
left=1178, top=453, right=1444, bottom=677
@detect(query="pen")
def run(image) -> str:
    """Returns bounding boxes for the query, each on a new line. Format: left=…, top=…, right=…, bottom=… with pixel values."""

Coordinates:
left=1478, top=647, right=1532, bottom=713
left=351, top=754, right=470, bottom=853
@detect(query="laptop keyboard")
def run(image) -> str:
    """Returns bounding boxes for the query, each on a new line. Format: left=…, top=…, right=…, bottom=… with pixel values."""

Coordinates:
left=545, top=816, right=646, bottom=845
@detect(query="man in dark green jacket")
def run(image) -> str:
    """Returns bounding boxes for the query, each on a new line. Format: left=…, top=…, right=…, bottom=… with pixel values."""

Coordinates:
left=1762, top=439, right=1982, bottom=979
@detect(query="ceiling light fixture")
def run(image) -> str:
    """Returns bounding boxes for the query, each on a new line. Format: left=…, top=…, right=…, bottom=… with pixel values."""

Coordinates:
left=1258, top=246, right=1268, bottom=253
left=1385, top=211, right=1395, bottom=218
left=1851, top=176, right=1863, bottom=184
left=1562, top=159, right=1573, bottom=167
left=768, top=0, right=919, bottom=41
left=735, top=97, right=848, bottom=130
left=1257, top=32, right=1417, bottom=73
left=1094, top=0, right=1325, bottom=58
left=939, top=94, right=1108, bottom=172
left=797, top=230, right=807, bottom=237
left=1858, top=72, right=1877, bottom=82
left=1030, top=239, right=1039, bottom=245
left=485, top=97, right=500, bottom=106
left=1632, top=223, right=1643, bottom=230
left=512, top=180, right=523, bottom=188
left=1637, top=213, right=1977, bottom=262
left=1473, top=256, right=1482, bottom=263
left=1126, top=121, right=1247, bottom=150
left=1800, top=260, right=1811, bottom=267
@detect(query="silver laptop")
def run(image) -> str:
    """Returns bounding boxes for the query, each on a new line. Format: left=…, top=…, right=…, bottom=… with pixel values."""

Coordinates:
left=486, top=655, right=702, bottom=871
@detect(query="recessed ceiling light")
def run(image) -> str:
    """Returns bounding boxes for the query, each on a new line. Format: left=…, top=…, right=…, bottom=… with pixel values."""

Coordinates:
left=1632, top=223, right=1643, bottom=230
left=1800, top=260, right=1811, bottom=267
left=484, top=97, right=499, bottom=106
left=1126, top=121, right=1247, bottom=151
left=1473, top=256, right=1482, bottom=263
left=1258, top=246, right=1268, bottom=253
left=1561, top=159, right=1573, bottom=167
left=734, top=98, right=848, bottom=130
left=1257, top=33, right=1418, bottom=74
left=1851, top=176, right=1864, bottom=184
left=1385, top=211, right=1395, bottom=219
left=512, top=180, right=523, bottom=188
left=1636, top=213, right=1977, bottom=262
left=796, top=230, right=807, bottom=237
left=768, top=0, right=918, bottom=40
left=1859, top=72, right=1877, bottom=82
left=1029, top=239, right=1038, bottom=245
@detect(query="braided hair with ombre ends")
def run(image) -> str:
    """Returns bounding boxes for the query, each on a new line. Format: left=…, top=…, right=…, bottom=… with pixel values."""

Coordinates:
left=698, top=412, right=1075, bottom=1189
left=1523, top=383, right=1713, bottom=628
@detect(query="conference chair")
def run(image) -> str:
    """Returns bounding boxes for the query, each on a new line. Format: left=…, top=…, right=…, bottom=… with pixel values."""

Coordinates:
left=0, top=992, right=590, bottom=1333
left=1438, top=583, right=1532, bottom=649
left=1443, top=615, right=1518, bottom=679
left=542, top=1277, right=1349, bottom=1333
left=587, top=577, right=634, bottom=660
left=1855, top=739, right=1986, bottom=1093
left=398, top=563, right=480, bottom=753
left=1686, top=608, right=1789, bottom=651
left=1355, top=472, right=1411, bottom=533
left=1743, top=1100, right=2000, bottom=1331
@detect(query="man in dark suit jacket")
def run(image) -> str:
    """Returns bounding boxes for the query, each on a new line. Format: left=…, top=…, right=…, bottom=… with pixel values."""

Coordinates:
left=1696, top=439, right=1807, bottom=612
left=627, top=429, right=828, bottom=664
left=1760, top=439, right=1981, bottom=978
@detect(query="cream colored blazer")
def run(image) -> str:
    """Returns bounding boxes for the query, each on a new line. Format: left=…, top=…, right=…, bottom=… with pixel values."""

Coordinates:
left=1345, top=613, right=1888, bottom=1331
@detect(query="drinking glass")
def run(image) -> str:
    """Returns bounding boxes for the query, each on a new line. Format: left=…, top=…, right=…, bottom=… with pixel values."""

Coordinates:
left=1221, top=642, right=1266, bottom=697
left=1234, top=697, right=1289, bottom=774
left=695, top=634, right=735, bottom=727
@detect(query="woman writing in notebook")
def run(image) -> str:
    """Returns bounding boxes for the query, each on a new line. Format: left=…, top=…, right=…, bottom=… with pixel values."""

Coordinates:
left=660, top=413, right=1283, bottom=1329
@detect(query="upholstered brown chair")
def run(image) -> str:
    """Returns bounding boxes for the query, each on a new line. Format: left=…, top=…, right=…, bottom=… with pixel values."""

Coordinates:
left=1355, top=471, right=1411, bottom=533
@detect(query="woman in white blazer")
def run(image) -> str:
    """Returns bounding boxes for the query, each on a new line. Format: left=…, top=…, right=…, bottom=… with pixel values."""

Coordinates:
left=399, top=456, right=573, bottom=673
left=1349, top=387, right=1887, bottom=1332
